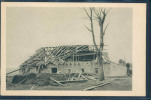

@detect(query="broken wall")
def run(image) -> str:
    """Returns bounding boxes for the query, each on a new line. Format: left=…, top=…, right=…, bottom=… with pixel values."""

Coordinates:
left=46, top=61, right=127, bottom=77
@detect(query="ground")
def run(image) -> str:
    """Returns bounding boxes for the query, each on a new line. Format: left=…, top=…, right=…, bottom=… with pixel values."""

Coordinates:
left=6, top=76, right=132, bottom=91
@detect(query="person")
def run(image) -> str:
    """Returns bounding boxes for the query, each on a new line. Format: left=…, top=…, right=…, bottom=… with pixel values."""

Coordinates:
left=126, top=63, right=132, bottom=76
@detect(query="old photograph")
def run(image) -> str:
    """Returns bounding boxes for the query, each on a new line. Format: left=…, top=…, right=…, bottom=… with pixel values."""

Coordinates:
left=1, top=3, right=146, bottom=96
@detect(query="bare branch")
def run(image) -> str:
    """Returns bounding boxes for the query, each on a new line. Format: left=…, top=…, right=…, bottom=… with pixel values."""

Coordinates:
left=90, top=7, right=93, bottom=11
left=84, top=8, right=90, bottom=18
left=103, top=23, right=109, bottom=35
left=98, top=8, right=102, bottom=17
left=93, top=8, right=100, bottom=17
left=101, top=12, right=106, bottom=24
left=90, top=7, right=93, bottom=19
left=101, top=8, right=104, bottom=14
left=101, top=8, right=106, bottom=16
left=84, top=25, right=92, bottom=32
left=84, top=8, right=100, bottom=51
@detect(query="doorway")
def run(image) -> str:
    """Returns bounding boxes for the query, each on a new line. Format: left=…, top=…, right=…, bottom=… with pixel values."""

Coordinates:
left=81, top=68, right=84, bottom=73
left=51, top=68, right=57, bottom=73
left=95, top=68, right=98, bottom=73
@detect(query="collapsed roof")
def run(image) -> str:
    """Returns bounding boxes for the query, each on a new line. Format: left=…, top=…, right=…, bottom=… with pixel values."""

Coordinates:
left=20, top=45, right=110, bottom=69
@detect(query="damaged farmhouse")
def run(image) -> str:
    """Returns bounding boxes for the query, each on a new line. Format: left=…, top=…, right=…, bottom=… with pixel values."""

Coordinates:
left=18, top=45, right=127, bottom=77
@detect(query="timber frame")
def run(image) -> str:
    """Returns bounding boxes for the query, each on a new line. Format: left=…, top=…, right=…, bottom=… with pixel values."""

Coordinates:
left=15, top=45, right=109, bottom=75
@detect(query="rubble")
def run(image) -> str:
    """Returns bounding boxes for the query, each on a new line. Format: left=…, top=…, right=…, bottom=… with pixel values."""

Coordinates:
left=12, top=75, right=26, bottom=84
left=10, top=73, right=91, bottom=86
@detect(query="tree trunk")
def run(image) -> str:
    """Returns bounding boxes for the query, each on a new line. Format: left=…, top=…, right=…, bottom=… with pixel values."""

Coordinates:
left=98, top=21, right=105, bottom=81
left=84, top=8, right=106, bottom=81
left=97, top=52, right=104, bottom=81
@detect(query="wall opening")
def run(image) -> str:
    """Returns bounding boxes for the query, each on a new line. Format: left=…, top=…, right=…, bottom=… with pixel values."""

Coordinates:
left=68, top=69, right=71, bottom=73
left=51, top=68, right=57, bottom=73
left=95, top=68, right=98, bottom=73
left=81, top=68, right=84, bottom=73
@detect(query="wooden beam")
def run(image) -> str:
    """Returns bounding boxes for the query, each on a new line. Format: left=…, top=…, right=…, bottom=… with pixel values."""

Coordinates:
left=60, top=47, right=90, bottom=60
left=30, top=84, right=38, bottom=90
left=73, top=53, right=96, bottom=57
left=6, top=68, right=21, bottom=75
left=59, top=79, right=87, bottom=84
left=22, top=48, right=45, bottom=65
left=33, top=51, right=46, bottom=60
left=54, top=46, right=63, bottom=56
left=82, top=81, right=111, bottom=91
left=55, top=46, right=66, bottom=56
left=49, top=77, right=62, bottom=85
left=78, top=73, right=82, bottom=78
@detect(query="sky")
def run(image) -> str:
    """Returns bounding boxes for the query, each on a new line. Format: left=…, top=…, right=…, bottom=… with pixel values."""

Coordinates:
left=6, top=7, right=132, bottom=72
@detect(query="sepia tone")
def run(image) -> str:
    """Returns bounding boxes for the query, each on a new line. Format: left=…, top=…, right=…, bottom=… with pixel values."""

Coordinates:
left=1, top=3, right=146, bottom=96
left=5, top=7, right=132, bottom=91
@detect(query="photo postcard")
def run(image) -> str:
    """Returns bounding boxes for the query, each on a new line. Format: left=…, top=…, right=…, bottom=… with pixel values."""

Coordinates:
left=1, top=2, right=146, bottom=96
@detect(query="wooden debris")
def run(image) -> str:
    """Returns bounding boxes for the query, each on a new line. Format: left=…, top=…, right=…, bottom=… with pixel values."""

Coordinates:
left=18, top=78, right=27, bottom=84
left=82, top=81, right=111, bottom=91
left=87, top=76, right=96, bottom=80
left=81, top=75, right=88, bottom=80
left=49, top=77, right=62, bottom=85
left=78, top=73, right=82, bottom=78
left=60, top=79, right=87, bottom=84
left=82, top=78, right=116, bottom=91
left=6, top=68, right=21, bottom=75
left=19, top=45, right=110, bottom=75
left=30, top=84, right=38, bottom=90
left=127, top=73, right=132, bottom=77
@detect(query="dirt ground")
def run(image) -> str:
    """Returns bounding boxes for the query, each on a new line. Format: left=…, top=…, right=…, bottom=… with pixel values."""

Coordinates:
left=93, top=77, right=132, bottom=91
left=6, top=77, right=132, bottom=91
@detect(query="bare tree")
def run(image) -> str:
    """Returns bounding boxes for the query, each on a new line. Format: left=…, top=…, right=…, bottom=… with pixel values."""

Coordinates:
left=84, top=7, right=110, bottom=81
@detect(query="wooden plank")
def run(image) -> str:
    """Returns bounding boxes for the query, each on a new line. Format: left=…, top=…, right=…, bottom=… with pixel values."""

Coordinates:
left=46, top=46, right=62, bottom=60
left=49, top=77, right=62, bottom=85
left=55, top=46, right=63, bottom=56
left=6, top=68, right=21, bottom=75
left=52, top=46, right=61, bottom=54
left=82, top=81, right=111, bottom=91
left=58, top=46, right=75, bottom=56
left=56, top=46, right=68, bottom=56
left=45, top=45, right=93, bottom=65
left=52, top=46, right=76, bottom=59
left=33, top=50, right=46, bottom=60
left=37, top=66, right=41, bottom=73
left=73, top=53, right=96, bottom=57
left=30, top=84, right=38, bottom=90
left=48, top=46, right=76, bottom=63
left=60, top=79, right=87, bottom=84
left=60, top=47, right=89, bottom=60
left=22, top=48, right=45, bottom=65
left=18, top=78, right=27, bottom=84
left=81, top=75, right=88, bottom=80
left=78, top=73, right=82, bottom=78
left=127, top=73, right=132, bottom=77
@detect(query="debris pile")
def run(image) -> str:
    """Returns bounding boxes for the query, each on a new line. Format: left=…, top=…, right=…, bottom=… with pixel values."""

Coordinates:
left=49, top=74, right=68, bottom=81
left=23, top=73, right=37, bottom=84
left=11, top=75, right=26, bottom=84
left=10, top=73, right=93, bottom=86
left=34, top=73, right=57, bottom=86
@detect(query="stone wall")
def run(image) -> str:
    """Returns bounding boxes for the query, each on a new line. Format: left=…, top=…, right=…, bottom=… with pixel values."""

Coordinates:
left=45, top=61, right=127, bottom=77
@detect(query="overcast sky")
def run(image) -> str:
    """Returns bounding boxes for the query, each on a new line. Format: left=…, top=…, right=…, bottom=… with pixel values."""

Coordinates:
left=6, top=7, right=132, bottom=72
